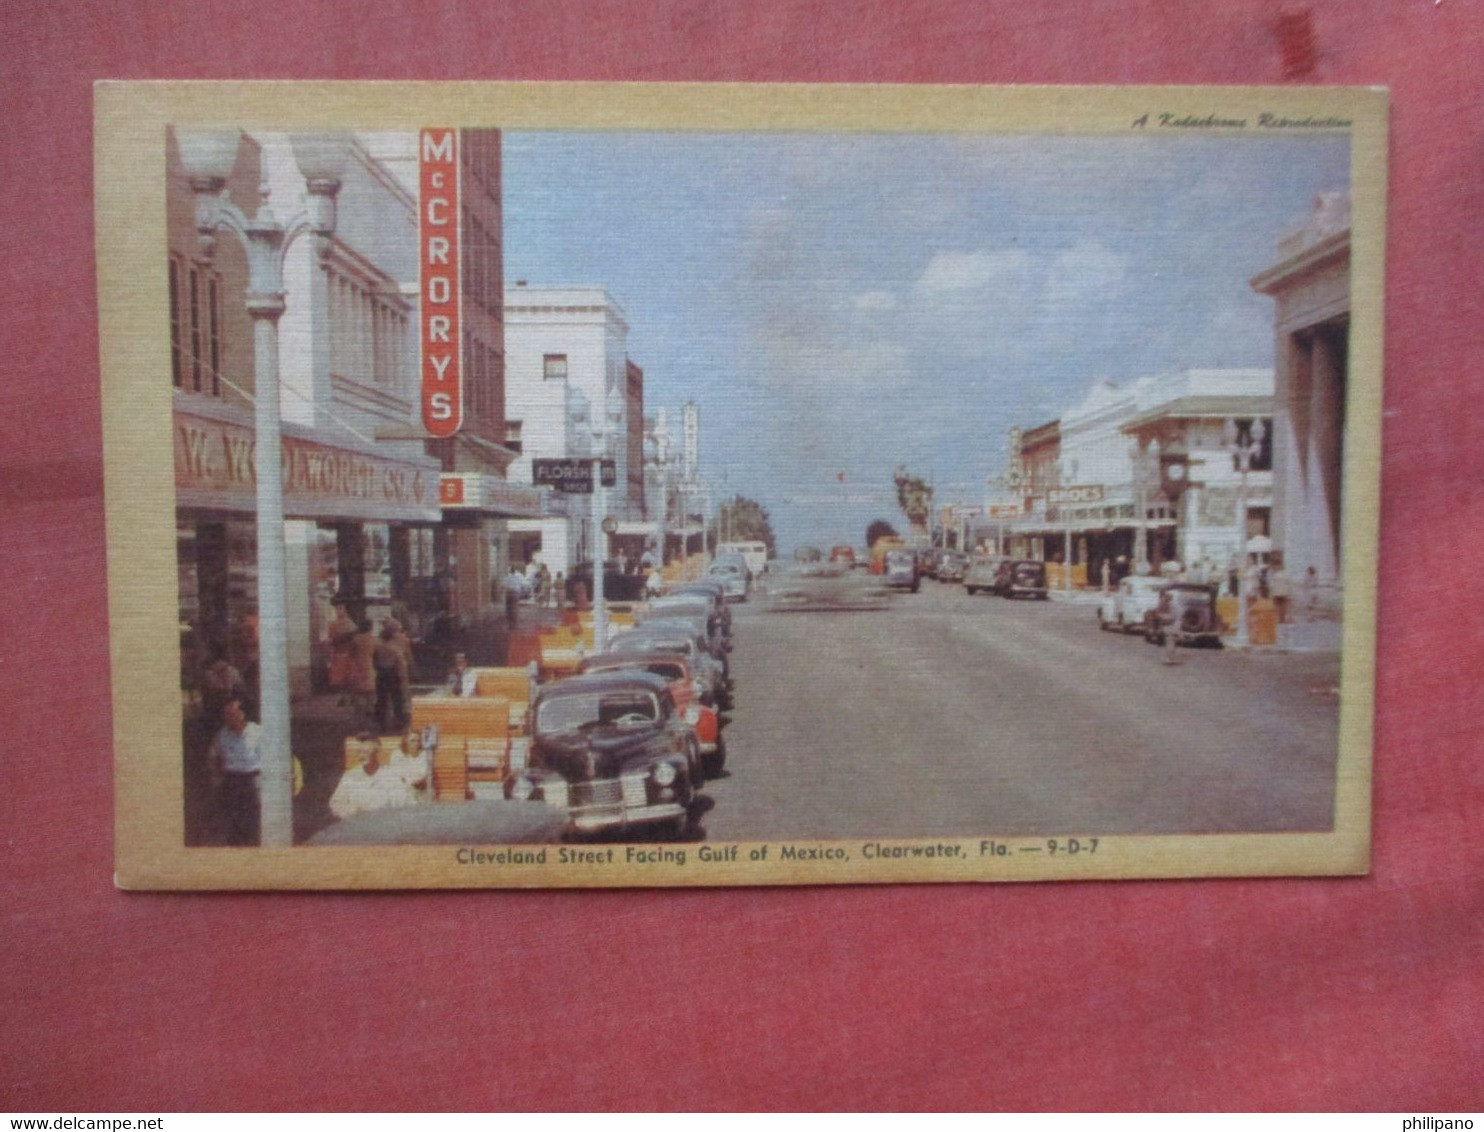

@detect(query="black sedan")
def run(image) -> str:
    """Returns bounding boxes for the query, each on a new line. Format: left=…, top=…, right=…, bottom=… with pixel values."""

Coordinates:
left=507, top=670, right=704, bottom=837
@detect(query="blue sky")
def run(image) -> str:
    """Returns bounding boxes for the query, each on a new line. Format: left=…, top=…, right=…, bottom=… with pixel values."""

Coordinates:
left=503, top=130, right=1349, bottom=555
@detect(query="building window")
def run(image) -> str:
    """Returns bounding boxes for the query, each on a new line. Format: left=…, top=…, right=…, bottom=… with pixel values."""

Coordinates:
left=208, top=276, right=221, bottom=396
left=169, top=255, right=223, bottom=395
left=1230, top=418, right=1274, bottom=472
left=329, top=266, right=408, bottom=393
left=543, top=354, right=567, bottom=381
left=169, top=258, right=183, bottom=388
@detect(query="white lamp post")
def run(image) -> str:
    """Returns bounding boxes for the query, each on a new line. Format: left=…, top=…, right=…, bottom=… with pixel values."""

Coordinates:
left=1061, top=457, right=1079, bottom=591
left=589, top=387, right=624, bottom=654
left=1223, top=417, right=1267, bottom=648
left=179, top=130, right=350, bottom=848
left=1130, top=438, right=1161, bottom=572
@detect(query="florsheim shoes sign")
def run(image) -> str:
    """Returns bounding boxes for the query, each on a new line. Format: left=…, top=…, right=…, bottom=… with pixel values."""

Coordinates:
left=533, top=458, right=618, bottom=494
left=420, top=128, right=462, bottom=437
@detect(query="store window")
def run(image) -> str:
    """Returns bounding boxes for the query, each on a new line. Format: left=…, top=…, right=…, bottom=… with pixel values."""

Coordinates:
left=543, top=353, right=568, bottom=380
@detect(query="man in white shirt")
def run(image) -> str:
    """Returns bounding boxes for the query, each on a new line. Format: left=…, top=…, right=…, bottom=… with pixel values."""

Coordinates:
left=446, top=652, right=479, bottom=697
left=209, top=697, right=263, bottom=846
left=330, top=744, right=423, bottom=820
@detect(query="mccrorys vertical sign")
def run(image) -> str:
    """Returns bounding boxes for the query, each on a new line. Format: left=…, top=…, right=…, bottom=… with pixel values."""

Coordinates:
left=419, top=129, right=462, bottom=437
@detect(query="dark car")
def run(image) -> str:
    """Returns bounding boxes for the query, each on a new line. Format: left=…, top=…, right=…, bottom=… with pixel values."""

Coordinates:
left=507, top=670, right=703, bottom=837
left=580, top=651, right=725, bottom=777
left=1143, top=583, right=1224, bottom=648
left=937, top=550, right=969, bottom=583
left=995, top=559, right=1049, bottom=600
left=883, top=548, right=920, bottom=593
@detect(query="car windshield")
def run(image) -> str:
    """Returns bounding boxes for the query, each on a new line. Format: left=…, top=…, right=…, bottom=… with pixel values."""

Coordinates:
left=614, top=634, right=694, bottom=657
left=651, top=597, right=710, bottom=614
left=536, top=690, right=660, bottom=736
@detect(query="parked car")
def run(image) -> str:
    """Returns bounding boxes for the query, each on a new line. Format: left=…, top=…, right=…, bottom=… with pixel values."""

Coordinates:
left=1143, top=583, right=1224, bottom=648
left=608, top=624, right=732, bottom=710
left=641, top=595, right=731, bottom=656
left=995, top=559, right=1050, bottom=600
left=508, top=670, right=703, bottom=837
left=883, top=548, right=920, bottom=593
left=963, top=555, right=1002, bottom=595
left=828, top=545, right=856, bottom=568
left=665, top=580, right=732, bottom=631
left=918, top=548, right=942, bottom=579
left=579, top=652, right=725, bottom=777
left=937, top=550, right=969, bottom=583
left=708, top=555, right=751, bottom=602
left=1098, top=575, right=1166, bottom=634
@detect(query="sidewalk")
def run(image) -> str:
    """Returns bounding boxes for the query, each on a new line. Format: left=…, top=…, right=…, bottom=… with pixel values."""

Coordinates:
left=292, top=607, right=555, bottom=842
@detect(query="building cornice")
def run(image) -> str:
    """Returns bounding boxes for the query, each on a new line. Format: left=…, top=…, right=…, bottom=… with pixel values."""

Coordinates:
left=1249, top=229, right=1350, bottom=295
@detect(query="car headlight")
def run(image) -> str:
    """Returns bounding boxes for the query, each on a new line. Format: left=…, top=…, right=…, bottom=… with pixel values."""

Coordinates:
left=652, top=762, right=678, bottom=786
left=684, top=705, right=701, bottom=726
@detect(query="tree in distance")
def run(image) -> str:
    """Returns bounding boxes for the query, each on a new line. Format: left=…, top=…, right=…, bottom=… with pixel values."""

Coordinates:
left=893, top=466, right=933, bottom=532
left=865, top=519, right=900, bottom=549
left=711, top=494, right=777, bottom=559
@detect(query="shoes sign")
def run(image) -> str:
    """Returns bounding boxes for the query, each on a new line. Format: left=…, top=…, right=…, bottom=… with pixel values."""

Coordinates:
left=533, top=458, right=618, bottom=493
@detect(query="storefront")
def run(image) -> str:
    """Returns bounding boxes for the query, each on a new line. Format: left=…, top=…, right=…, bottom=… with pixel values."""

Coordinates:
left=437, top=471, right=546, bottom=616
left=174, top=398, right=443, bottom=697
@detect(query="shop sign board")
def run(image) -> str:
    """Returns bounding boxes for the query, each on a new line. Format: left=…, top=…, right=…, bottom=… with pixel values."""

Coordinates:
left=173, top=408, right=442, bottom=523
left=1048, top=484, right=1105, bottom=505
left=439, top=473, right=545, bottom=518
left=532, top=457, right=617, bottom=493
left=420, top=128, right=462, bottom=438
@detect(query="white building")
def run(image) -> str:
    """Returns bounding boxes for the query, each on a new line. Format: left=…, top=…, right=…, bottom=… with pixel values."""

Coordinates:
left=1251, top=192, right=1350, bottom=603
left=503, top=285, right=647, bottom=572
left=1000, top=368, right=1273, bottom=581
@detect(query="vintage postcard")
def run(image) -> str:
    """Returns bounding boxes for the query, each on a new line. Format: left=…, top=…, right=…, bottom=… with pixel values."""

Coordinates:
left=97, top=82, right=1385, bottom=888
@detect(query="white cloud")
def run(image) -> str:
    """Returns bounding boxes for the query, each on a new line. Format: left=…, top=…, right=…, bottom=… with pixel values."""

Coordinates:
left=853, top=290, right=897, bottom=311
left=1041, top=240, right=1128, bottom=309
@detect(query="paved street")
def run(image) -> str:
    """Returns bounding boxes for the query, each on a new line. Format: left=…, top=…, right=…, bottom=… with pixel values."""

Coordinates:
left=702, top=577, right=1341, bottom=840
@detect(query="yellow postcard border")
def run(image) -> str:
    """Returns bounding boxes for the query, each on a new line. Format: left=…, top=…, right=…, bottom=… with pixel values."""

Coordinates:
left=97, top=81, right=1385, bottom=890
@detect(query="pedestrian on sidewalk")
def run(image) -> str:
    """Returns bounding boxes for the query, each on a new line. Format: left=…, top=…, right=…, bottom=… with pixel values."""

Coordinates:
left=326, top=601, right=357, bottom=704
left=1270, top=556, right=1293, bottom=623
left=373, top=620, right=410, bottom=733
left=209, top=697, right=262, bottom=846
left=348, top=619, right=377, bottom=722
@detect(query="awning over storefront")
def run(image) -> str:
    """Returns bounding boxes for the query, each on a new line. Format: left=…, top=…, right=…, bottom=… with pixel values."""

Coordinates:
left=439, top=473, right=546, bottom=519
left=174, top=402, right=443, bottom=523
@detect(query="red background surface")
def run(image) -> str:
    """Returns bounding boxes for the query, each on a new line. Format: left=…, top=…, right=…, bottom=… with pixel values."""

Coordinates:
left=3, top=0, right=1482, bottom=1112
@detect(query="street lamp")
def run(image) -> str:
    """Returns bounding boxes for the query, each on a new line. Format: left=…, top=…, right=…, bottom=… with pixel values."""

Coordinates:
left=1130, top=438, right=1161, bottom=572
left=589, top=386, right=625, bottom=654
left=179, top=129, right=350, bottom=848
left=1222, top=417, right=1267, bottom=648
left=1061, top=457, right=1079, bottom=592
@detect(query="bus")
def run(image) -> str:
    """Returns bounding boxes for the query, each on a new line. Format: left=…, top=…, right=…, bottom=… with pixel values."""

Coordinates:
left=716, top=541, right=768, bottom=577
